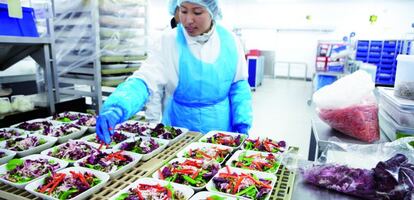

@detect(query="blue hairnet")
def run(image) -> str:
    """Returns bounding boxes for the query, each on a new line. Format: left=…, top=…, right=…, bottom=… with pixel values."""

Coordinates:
left=178, top=0, right=222, bottom=20
left=168, top=0, right=178, bottom=15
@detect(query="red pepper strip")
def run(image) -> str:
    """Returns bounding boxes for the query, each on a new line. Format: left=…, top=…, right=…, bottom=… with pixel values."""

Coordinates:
left=158, top=169, right=164, bottom=180
left=245, top=153, right=261, bottom=158
left=207, top=198, right=214, bottom=200
left=133, top=188, right=144, bottom=200
left=252, top=161, right=263, bottom=171
left=233, top=177, right=244, bottom=194
left=254, top=137, right=260, bottom=147
left=71, top=171, right=90, bottom=187
left=188, top=149, right=193, bottom=157
left=197, top=150, right=212, bottom=159
left=266, top=141, right=280, bottom=147
left=226, top=165, right=231, bottom=173
left=218, top=173, right=238, bottom=179
left=139, top=183, right=166, bottom=192
left=39, top=173, right=65, bottom=193
left=182, top=159, right=202, bottom=167
left=48, top=174, right=66, bottom=194
left=241, top=174, right=272, bottom=189
left=264, top=143, right=271, bottom=152
left=98, top=143, right=104, bottom=150
left=217, top=132, right=228, bottom=137
left=107, top=151, right=127, bottom=161
left=167, top=186, right=173, bottom=197
left=191, top=169, right=200, bottom=179
left=262, top=162, right=273, bottom=168
left=172, top=169, right=194, bottom=175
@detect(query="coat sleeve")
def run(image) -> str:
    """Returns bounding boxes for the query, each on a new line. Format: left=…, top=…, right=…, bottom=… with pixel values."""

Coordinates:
left=102, top=30, right=175, bottom=122
left=229, top=80, right=253, bottom=134
left=229, top=32, right=252, bottom=134
left=102, top=78, right=150, bottom=122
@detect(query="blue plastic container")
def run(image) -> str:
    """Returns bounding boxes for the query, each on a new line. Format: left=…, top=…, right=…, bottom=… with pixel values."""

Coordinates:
left=0, top=3, right=39, bottom=37
left=316, top=74, right=337, bottom=90
left=327, top=64, right=344, bottom=72
left=369, top=52, right=381, bottom=58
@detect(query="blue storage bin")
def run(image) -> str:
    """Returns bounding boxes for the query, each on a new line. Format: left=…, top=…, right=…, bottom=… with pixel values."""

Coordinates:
left=370, top=46, right=382, bottom=52
left=0, top=3, right=39, bottom=37
left=356, top=57, right=368, bottom=62
left=384, top=41, right=397, bottom=48
left=358, top=40, right=369, bottom=46
left=369, top=52, right=381, bottom=58
left=368, top=58, right=380, bottom=64
left=382, top=51, right=395, bottom=58
left=381, top=58, right=395, bottom=64
left=376, top=77, right=395, bottom=86
left=356, top=52, right=368, bottom=57
left=357, top=46, right=369, bottom=52
left=327, top=64, right=344, bottom=72
left=383, top=47, right=397, bottom=52
left=378, top=64, right=394, bottom=70
left=370, top=41, right=383, bottom=46
left=316, top=74, right=337, bottom=90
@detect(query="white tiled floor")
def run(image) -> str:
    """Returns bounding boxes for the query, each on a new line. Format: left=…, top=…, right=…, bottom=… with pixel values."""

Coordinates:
left=249, top=78, right=313, bottom=159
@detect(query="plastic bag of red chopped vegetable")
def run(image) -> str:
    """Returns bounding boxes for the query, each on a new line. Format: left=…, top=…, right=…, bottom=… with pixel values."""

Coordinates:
left=313, top=70, right=379, bottom=143
left=301, top=138, right=414, bottom=200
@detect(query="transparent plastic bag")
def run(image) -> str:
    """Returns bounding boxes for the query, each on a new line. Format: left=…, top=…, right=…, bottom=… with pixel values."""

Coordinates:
left=300, top=138, right=414, bottom=200
left=313, top=70, right=379, bottom=142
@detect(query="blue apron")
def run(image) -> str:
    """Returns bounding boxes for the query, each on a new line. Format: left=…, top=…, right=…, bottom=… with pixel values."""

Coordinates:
left=162, top=24, right=238, bottom=133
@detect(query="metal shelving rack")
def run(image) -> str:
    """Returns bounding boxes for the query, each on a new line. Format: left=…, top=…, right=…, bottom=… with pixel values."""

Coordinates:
left=53, top=0, right=148, bottom=112
left=0, top=3, right=56, bottom=114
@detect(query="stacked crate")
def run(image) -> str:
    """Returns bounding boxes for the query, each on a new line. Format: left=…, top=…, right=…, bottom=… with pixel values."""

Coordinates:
left=355, top=40, right=412, bottom=86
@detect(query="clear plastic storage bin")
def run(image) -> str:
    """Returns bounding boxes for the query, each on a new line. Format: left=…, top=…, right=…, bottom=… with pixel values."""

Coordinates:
left=394, top=55, right=414, bottom=100
left=378, top=87, right=414, bottom=128
left=378, top=110, right=414, bottom=141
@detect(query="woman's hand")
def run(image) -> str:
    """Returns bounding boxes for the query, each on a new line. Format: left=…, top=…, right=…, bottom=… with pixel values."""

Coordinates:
left=96, top=107, right=123, bottom=144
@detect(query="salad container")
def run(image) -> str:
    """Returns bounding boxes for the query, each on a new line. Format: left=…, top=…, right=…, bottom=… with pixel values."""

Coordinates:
left=80, top=131, right=134, bottom=149
left=206, top=167, right=277, bottom=200
left=41, top=140, right=97, bottom=164
left=109, top=177, right=194, bottom=200
left=0, top=128, right=28, bottom=141
left=11, top=119, right=58, bottom=135
left=189, top=191, right=238, bottom=200
left=74, top=149, right=142, bottom=179
left=0, top=149, right=16, bottom=165
left=242, top=137, right=287, bottom=154
left=48, top=111, right=84, bottom=123
left=114, top=136, right=168, bottom=161
left=25, top=166, right=110, bottom=200
left=176, top=142, right=233, bottom=165
left=136, top=123, right=189, bottom=146
left=42, top=124, right=87, bottom=144
left=116, top=120, right=153, bottom=134
left=0, top=154, right=68, bottom=189
left=199, top=131, right=247, bottom=149
left=0, top=134, right=58, bottom=157
left=74, top=113, right=96, bottom=133
left=226, top=150, right=282, bottom=173
left=152, top=158, right=220, bottom=191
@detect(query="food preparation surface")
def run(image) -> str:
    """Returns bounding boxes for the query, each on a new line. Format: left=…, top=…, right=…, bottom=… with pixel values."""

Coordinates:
left=0, top=132, right=297, bottom=200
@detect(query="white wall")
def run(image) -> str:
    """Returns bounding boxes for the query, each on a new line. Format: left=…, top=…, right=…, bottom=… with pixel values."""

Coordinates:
left=148, top=0, right=414, bottom=78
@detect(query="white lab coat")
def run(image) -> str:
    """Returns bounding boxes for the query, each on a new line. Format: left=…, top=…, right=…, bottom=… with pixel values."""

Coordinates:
left=130, top=25, right=249, bottom=122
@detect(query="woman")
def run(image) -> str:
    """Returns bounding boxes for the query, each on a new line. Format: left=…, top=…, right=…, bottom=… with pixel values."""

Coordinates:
left=169, top=0, right=180, bottom=28
left=96, top=0, right=252, bottom=144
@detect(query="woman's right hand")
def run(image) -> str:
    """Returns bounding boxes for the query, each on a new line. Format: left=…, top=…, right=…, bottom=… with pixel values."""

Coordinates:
left=96, top=107, right=123, bottom=144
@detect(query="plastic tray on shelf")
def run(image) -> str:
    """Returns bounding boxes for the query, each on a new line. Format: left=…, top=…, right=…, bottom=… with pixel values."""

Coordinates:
left=0, top=132, right=298, bottom=200
left=101, top=66, right=139, bottom=75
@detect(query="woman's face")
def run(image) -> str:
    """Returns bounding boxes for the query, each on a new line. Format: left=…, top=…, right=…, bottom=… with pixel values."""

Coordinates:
left=179, top=2, right=212, bottom=36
